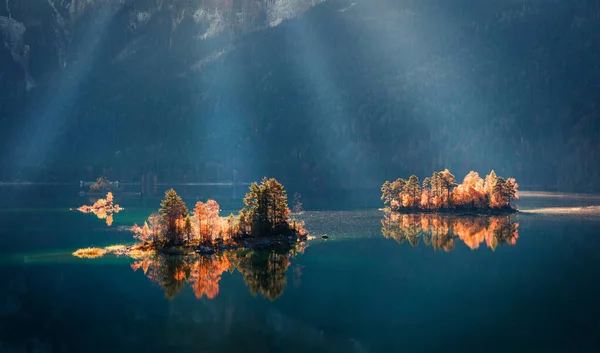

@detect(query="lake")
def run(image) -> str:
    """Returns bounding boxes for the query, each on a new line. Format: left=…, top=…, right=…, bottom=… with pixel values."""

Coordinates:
left=1, top=186, right=599, bottom=352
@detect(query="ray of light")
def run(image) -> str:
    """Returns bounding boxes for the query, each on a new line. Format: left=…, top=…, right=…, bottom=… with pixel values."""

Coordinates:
left=337, top=0, right=504, bottom=176
left=281, top=4, right=378, bottom=189
left=8, top=2, right=124, bottom=181
left=189, top=6, right=258, bottom=186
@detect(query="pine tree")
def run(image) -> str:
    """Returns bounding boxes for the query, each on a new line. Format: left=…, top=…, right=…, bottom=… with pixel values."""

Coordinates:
left=439, top=169, right=457, bottom=207
left=493, top=177, right=506, bottom=208
left=406, top=175, right=421, bottom=208
left=381, top=181, right=393, bottom=207
left=159, top=189, right=188, bottom=245
left=389, top=178, right=406, bottom=209
left=242, top=178, right=291, bottom=236
left=422, top=177, right=431, bottom=191
left=504, top=178, right=518, bottom=208
left=422, top=177, right=432, bottom=209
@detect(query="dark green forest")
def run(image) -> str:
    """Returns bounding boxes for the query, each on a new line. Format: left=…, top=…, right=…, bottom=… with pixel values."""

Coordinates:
left=1, top=0, right=599, bottom=192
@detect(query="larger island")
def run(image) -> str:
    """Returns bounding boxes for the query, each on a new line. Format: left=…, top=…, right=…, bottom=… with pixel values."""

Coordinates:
left=133, top=177, right=307, bottom=253
left=381, top=169, right=519, bottom=213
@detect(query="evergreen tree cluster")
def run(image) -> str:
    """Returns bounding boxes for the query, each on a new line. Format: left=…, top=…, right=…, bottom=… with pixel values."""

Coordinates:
left=239, top=177, right=292, bottom=236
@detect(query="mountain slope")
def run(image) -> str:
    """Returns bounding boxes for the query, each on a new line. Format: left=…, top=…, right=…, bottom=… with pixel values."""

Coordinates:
left=1, top=0, right=599, bottom=192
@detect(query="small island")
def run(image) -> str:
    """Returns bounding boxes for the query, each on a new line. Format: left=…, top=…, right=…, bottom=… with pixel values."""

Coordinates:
left=381, top=169, right=519, bottom=214
left=76, top=191, right=123, bottom=226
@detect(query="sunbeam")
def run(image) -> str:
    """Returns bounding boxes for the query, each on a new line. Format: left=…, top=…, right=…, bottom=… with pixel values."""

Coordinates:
left=280, top=4, right=378, bottom=189
left=7, top=1, right=124, bottom=181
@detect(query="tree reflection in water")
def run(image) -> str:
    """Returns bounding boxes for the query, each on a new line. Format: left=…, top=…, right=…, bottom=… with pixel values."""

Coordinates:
left=130, top=242, right=307, bottom=301
left=77, top=192, right=123, bottom=226
left=381, top=212, right=519, bottom=251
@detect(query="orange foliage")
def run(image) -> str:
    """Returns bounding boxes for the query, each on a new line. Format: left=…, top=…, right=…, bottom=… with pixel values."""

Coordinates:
left=382, top=213, right=519, bottom=251
left=189, top=255, right=233, bottom=299
left=453, top=171, right=487, bottom=209
left=72, top=247, right=108, bottom=258
left=382, top=169, right=518, bottom=211
left=453, top=218, right=489, bottom=250
left=130, top=257, right=153, bottom=274
left=194, top=200, right=221, bottom=243
left=431, top=195, right=442, bottom=209
left=77, top=192, right=123, bottom=226
left=289, top=218, right=308, bottom=236
left=131, top=222, right=152, bottom=243
left=420, top=189, right=430, bottom=209
left=174, top=269, right=186, bottom=281
left=402, top=194, right=414, bottom=208
left=128, top=243, right=307, bottom=301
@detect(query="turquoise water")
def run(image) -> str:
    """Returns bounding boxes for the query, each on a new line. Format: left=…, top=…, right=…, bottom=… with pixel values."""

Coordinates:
left=1, top=186, right=600, bottom=352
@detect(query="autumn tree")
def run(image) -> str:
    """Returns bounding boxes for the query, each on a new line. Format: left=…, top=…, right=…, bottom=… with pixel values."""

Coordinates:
left=147, top=212, right=163, bottom=243
left=194, top=200, right=221, bottom=243
left=194, top=201, right=208, bottom=242
left=106, top=192, right=114, bottom=204
left=453, top=171, right=486, bottom=209
left=205, top=200, right=220, bottom=239
left=484, top=170, right=499, bottom=207
left=132, top=222, right=152, bottom=243
left=223, top=213, right=237, bottom=240
left=90, top=177, right=111, bottom=192
left=159, top=189, right=188, bottom=246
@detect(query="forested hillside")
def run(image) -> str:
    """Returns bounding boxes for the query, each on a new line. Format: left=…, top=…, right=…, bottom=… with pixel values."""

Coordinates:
left=1, top=0, right=599, bottom=192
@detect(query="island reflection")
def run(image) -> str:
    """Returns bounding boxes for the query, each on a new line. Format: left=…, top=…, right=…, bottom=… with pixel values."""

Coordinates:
left=381, top=212, right=519, bottom=251
left=76, top=192, right=123, bottom=226
left=130, top=242, right=307, bottom=301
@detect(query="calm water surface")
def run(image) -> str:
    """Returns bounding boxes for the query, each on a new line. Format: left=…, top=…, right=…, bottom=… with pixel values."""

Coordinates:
left=1, top=186, right=600, bottom=352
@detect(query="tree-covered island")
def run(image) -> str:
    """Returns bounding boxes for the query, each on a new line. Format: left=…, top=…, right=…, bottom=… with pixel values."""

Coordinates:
left=382, top=169, right=519, bottom=213
left=128, top=177, right=307, bottom=254
left=72, top=178, right=308, bottom=300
